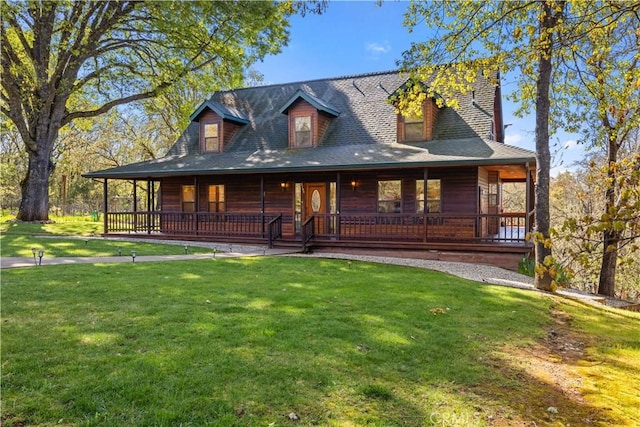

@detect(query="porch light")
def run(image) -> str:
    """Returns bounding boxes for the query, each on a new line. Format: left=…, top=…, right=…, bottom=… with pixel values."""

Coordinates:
left=280, top=181, right=288, bottom=191
left=131, top=250, right=137, bottom=262
left=38, top=249, right=44, bottom=266
left=351, top=180, right=358, bottom=191
left=31, top=248, right=37, bottom=266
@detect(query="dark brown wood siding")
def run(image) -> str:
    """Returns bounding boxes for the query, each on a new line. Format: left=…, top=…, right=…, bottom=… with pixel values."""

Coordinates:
left=317, top=112, right=333, bottom=141
left=425, top=99, right=439, bottom=141
left=438, top=167, right=478, bottom=213
left=340, top=168, right=479, bottom=215
left=161, top=167, right=481, bottom=217
left=195, top=176, right=262, bottom=212
left=478, top=166, right=489, bottom=235
left=223, top=121, right=243, bottom=148
left=161, top=177, right=196, bottom=211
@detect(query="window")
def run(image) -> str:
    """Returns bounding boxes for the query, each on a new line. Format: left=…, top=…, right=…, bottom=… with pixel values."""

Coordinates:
left=416, top=180, right=425, bottom=213
left=208, top=184, right=225, bottom=212
left=182, top=185, right=195, bottom=212
left=403, top=110, right=424, bottom=141
left=427, top=179, right=441, bottom=213
left=378, top=180, right=402, bottom=213
left=488, top=182, right=499, bottom=207
left=293, top=116, right=312, bottom=147
left=294, top=183, right=303, bottom=233
left=203, top=123, right=220, bottom=152
left=416, top=179, right=441, bottom=213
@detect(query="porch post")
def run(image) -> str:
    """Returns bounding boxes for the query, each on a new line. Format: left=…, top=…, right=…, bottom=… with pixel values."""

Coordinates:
left=525, top=162, right=531, bottom=234
left=103, top=179, right=108, bottom=235
left=336, top=172, right=341, bottom=240
left=146, top=179, right=152, bottom=234
left=260, top=175, right=265, bottom=237
left=132, top=179, right=138, bottom=232
left=193, top=176, right=198, bottom=235
left=423, top=168, right=428, bottom=243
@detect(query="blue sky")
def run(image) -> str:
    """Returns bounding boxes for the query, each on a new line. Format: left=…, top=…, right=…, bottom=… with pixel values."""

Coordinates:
left=254, top=1, right=583, bottom=175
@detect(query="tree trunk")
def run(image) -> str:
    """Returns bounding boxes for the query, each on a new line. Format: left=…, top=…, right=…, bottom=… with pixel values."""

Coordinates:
left=597, top=131, right=620, bottom=297
left=17, top=143, right=55, bottom=222
left=533, top=0, right=561, bottom=291
left=598, top=230, right=619, bottom=296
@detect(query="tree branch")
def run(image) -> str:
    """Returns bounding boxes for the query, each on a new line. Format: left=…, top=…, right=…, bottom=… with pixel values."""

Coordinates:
left=62, top=82, right=170, bottom=124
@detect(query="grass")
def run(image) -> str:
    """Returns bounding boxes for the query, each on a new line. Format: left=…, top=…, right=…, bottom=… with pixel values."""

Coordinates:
left=2, top=256, right=639, bottom=426
left=0, top=220, right=211, bottom=258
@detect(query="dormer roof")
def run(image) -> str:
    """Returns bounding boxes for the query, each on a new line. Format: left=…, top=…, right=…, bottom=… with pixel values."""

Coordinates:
left=278, top=89, right=340, bottom=117
left=189, top=100, right=249, bottom=125
left=388, top=79, right=444, bottom=106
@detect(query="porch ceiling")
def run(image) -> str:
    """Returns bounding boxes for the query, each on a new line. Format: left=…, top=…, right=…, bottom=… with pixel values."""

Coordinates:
left=486, top=164, right=531, bottom=181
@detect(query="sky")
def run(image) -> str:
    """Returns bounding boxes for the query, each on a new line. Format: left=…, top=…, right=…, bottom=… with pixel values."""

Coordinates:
left=254, top=1, right=584, bottom=176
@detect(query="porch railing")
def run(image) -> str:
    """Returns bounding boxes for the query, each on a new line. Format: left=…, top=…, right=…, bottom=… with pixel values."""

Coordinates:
left=301, top=216, right=315, bottom=250
left=104, top=211, right=531, bottom=245
left=106, top=211, right=279, bottom=238
left=308, top=212, right=529, bottom=243
left=267, top=214, right=282, bottom=248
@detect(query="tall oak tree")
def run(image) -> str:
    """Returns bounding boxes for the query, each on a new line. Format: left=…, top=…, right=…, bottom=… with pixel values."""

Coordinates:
left=1, top=0, right=294, bottom=221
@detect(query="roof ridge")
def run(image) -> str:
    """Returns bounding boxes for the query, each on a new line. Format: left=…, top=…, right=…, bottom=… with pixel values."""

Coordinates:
left=220, top=69, right=406, bottom=94
left=484, top=138, right=535, bottom=155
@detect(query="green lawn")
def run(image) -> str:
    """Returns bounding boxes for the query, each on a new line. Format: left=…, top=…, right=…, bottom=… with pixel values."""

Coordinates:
left=0, top=220, right=211, bottom=258
left=2, top=257, right=638, bottom=426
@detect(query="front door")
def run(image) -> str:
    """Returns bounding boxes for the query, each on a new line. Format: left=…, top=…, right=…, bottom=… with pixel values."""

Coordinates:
left=305, top=183, right=326, bottom=234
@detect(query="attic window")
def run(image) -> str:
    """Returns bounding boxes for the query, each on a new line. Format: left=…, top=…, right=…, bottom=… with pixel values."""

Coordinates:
left=403, top=110, right=424, bottom=141
left=203, top=122, right=220, bottom=152
left=294, top=116, right=312, bottom=148
left=397, top=98, right=441, bottom=142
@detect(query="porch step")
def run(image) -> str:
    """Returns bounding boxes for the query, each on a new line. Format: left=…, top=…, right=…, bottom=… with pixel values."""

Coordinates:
left=271, top=239, right=305, bottom=250
left=306, top=242, right=529, bottom=271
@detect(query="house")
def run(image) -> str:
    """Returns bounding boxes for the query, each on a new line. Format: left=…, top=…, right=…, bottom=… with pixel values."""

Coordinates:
left=84, top=70, right=536, bottom=268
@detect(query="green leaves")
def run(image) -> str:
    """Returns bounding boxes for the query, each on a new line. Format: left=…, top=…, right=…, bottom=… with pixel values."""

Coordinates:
left=2, top=0, right=294, bottom=140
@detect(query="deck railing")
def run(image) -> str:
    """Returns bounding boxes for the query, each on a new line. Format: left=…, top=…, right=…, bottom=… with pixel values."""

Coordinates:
left=106, top=211, right=279, bottom=238
left=301, top=216, right=315, bottom=250
left=308, top=212, right=529, bottom=243
left=267, top=215, right=282, bottom=248
left=105, top=211, right=530, bottom=245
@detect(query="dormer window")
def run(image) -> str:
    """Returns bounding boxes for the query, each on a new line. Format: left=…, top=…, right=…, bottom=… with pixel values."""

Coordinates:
left=294, top=116, right=312, bottom=148
left=391, top=81, right=442, bottom=143
left=403, top=110, right=424, bottom=141
left=396, top=98, right=440, bottom=142
left=203, top=122, right=220, bottom=152
left=279, top=89, right=340, bottom=149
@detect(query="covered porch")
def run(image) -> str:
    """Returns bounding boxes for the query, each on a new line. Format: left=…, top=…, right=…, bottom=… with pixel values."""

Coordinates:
left=95, top=160, right=535, bottom=260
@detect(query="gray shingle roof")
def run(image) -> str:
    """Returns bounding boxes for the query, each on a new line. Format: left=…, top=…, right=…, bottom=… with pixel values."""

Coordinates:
left=85, top=70, right=535, bottom=179
left=85, top=137, right=535, bottom=179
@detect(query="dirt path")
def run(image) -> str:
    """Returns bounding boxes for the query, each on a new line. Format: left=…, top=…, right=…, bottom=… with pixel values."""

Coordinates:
left=476, top=304, right=610, bottom=426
